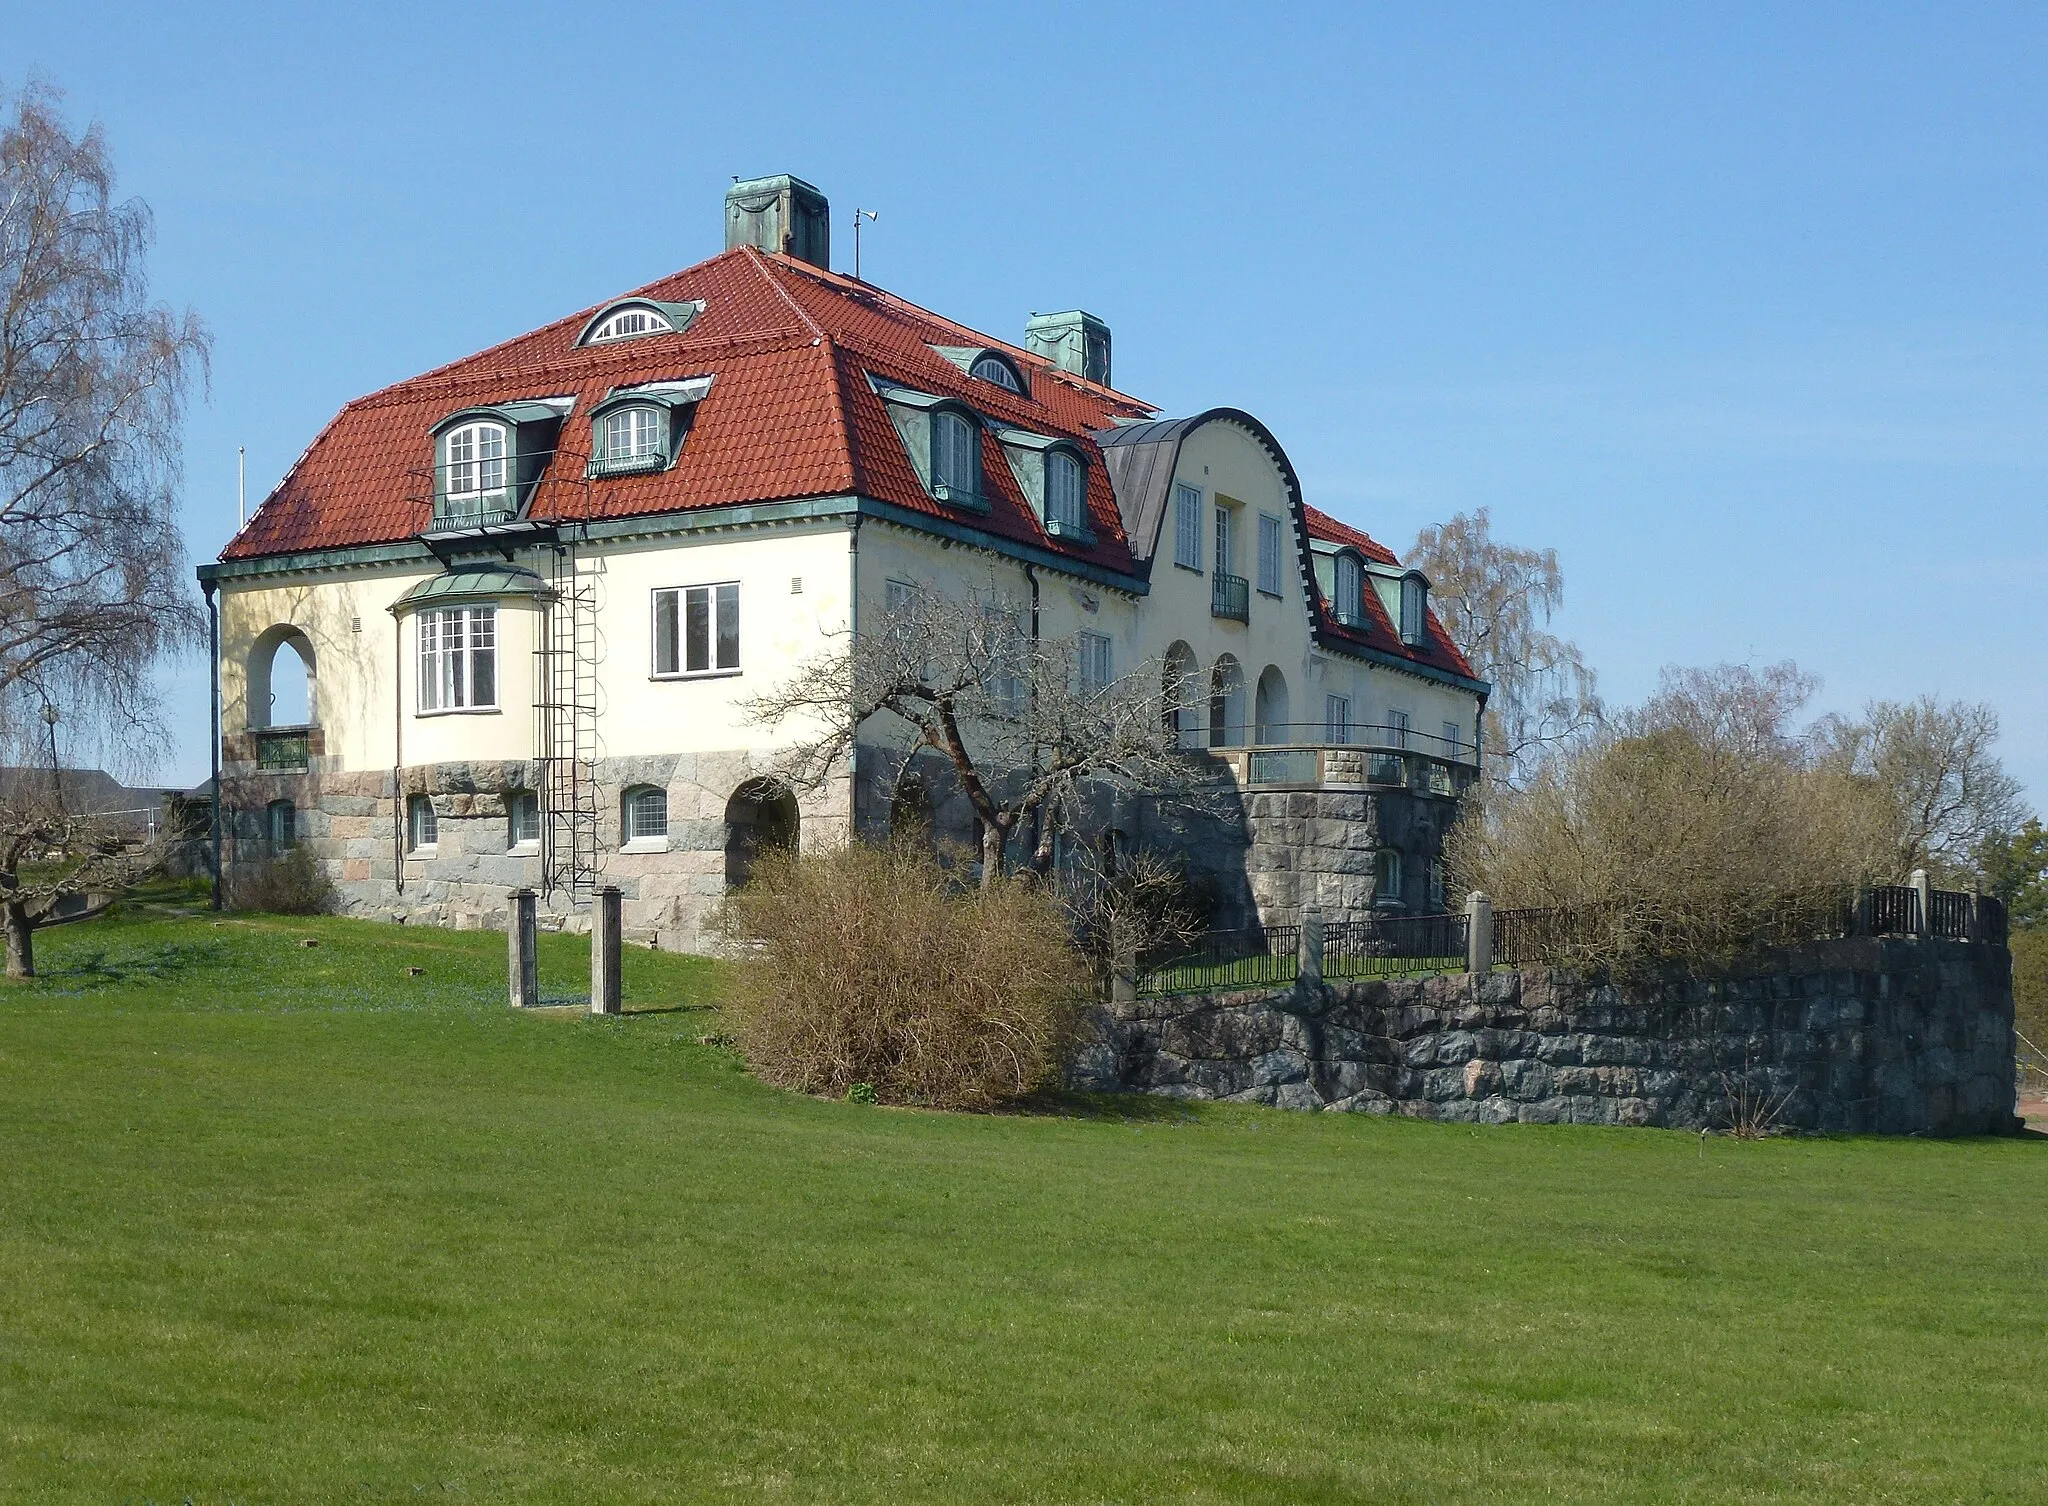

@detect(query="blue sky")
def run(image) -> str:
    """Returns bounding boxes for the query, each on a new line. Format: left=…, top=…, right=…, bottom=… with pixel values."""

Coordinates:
left=8, top=1, right=2044, bottom=803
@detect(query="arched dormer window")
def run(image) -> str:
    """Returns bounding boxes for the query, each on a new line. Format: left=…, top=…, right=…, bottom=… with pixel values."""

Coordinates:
left=1333, top=553, right=1365, bottom=628
left=574, top=298, right=700, bottom=347
left=1399, top=572, right=1429, bottom=647
left=970, top=353, right=1025, bottom=393
left=584, top=377, right=711, bottom=480
left=587, top=308, right=670, bottom=343
left=1045, top=448, right=1087, bottom=537
left=931, top=407, right=980, bottom=505
left=440, top=421, right=509, bottom=523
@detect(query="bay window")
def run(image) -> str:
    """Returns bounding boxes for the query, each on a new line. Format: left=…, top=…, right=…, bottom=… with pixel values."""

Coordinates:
left=417, top=606, right=497, bottom=712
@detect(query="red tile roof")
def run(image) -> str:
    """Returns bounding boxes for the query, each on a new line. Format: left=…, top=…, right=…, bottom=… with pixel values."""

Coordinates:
left=1302, top=505, right=1479, bottom=683
left=222, top=245, right=1153, bottom=569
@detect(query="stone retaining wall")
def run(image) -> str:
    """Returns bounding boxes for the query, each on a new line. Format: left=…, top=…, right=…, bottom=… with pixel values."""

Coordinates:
left=1073, top=936, right=2017, bottom=1136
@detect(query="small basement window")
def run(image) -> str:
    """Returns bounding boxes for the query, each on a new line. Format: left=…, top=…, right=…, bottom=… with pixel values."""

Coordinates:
left=623, top=786, right=668, bottom=845
left=267, top=799, right=296, bottom=850
left=407, top=795, right=438, bottom=853
left=508, top=791, right=541, bottom=849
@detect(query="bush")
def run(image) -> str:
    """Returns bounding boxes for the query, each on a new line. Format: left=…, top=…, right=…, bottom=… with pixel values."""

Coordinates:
left=227, top=846, right=333, bottom=915
left=1452, top=663, right=1896, bottom=974
left=716, top=842, right=1090, bottom=1111
left=2013, top=929, right=2048, bottom=1055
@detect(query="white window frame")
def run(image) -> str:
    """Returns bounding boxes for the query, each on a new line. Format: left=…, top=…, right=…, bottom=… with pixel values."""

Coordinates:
left=508, top=790, right=541, bottom=851
left=884, top=578, right=917, bottom=614
left=1334, top=553, right=1365, bottom=626
left=1400, top=576, right=1428, bottom=645
left=602, top=404, right=665, bottom=463
left=1257, top=512, right=1285, bottom=597
left=970, top=354, right=1023, bottom=392
left=931, top=408, right=979, bottom=501
left=416, top=605, right=498, bottom=715
left=1046, top=450, right=1087, bottom=535
left=439, top=421, right=509, bottom=518
left=1173, top=483, right=1203, bottom=571
left=1387, top=708, right=1411, bottom=748
left=1078, top=631, right=1113, bottom=694
left=652, top=582, right=742, bottom=678
left=622, top=786, right=669, bottom=850
left=1325, top=694, right=1353, bottom=744
left=1214, top=504, right=1233, bottom=576
left=1442, top=721, right=1462, bottom=759
left=407, top=795, right=438, bottom=854
left=586, top=307, right=674, bottom=343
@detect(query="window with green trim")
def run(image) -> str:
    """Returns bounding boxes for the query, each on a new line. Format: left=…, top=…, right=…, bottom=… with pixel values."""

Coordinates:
left=932, top=410, right=979, bottom=503
left=1046, top=450, right=1087, bottom=537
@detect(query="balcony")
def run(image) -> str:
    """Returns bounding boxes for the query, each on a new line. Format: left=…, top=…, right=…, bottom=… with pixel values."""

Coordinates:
left=252, top=727, right=314, bottom=773
left=1211, top=571, right=1250, bottom=623
left=1192, top=720, right=1477, bottom=795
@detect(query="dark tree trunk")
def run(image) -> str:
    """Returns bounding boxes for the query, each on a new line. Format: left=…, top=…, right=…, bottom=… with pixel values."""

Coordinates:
left=5, top=901, right=33, bottom=979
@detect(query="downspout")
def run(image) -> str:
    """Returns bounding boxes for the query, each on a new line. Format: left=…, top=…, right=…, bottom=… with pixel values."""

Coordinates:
left=205, top=579, right=222, bottom=911
left=391, top=605, right=405, bottom=894
left=846, top=513, right=861, bottom=831
left=1022, top=561, right=1043, bottom=869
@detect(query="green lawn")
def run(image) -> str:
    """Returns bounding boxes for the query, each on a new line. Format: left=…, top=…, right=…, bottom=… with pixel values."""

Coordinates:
left=2, top=897, right=2045, bottom=1503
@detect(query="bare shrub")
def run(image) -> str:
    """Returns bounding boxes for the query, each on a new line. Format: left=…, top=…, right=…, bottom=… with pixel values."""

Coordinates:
left=716, top=842, right=1091, bottom=1111
left=226, top=846, right=333, bottom=916
left=1453, top=663, right=1896, bottom=973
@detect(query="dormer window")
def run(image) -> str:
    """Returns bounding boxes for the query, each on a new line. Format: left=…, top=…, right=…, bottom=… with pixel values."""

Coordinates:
left=440, top=421, right=509, bottom=523
left=584, top=378, right=710, bottom=479
left=932, top=409, right=980, bottom=504
left=1399, top=573, right=1429, bottom=646
left=574, top=298, right=702, bottom=348
left=1334, top=553, right=1365, bottom=627
left=971, top=353, right=1024, bottom=393
left=1046, top=449, right=1087, bottom=538
left=588, top=308, right=670, bottom=343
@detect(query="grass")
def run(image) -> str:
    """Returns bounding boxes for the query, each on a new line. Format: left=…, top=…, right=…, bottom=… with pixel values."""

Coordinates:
left=1140, top=952, right=1463, bottom=997
left=2, top=893, right=2046, bottom=1503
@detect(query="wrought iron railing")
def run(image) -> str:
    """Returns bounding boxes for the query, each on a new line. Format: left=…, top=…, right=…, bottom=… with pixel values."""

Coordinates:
left=1138, top=923, right=1299, bottom=997
left=1211, top=572, right=1250, bottom=623
left=253, top=728, right=311, bottom=773
left=1324, top=911, right=1469, bottom=979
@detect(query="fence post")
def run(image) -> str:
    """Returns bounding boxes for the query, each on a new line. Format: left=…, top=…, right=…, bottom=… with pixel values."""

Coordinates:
left=1298, top=905, right=1324, bottom=985
left=1909, top=868, right=1931, bottom=937
left=1466, top=890, right=1493, bottom=975
left=1111, top=944, right=1138, bottom=1009
left=507, top=888, right=538, bottom=1009
left=591, top=885, right=622, bottom=1015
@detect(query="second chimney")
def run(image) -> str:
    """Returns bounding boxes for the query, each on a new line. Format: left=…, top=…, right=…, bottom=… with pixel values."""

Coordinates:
left=1025, top=310, right=1111, bottom=388
left=725, top=175, right=830, bottom=269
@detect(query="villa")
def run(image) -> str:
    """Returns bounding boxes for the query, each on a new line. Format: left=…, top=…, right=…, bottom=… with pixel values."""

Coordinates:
left=200, top=175, right=1488, bottom=948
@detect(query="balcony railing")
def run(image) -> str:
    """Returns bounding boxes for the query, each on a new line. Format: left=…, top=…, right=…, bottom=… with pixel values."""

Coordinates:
left=253, top=727, right=312, bottom=773
left=1211, top=572, right=1250, bottom=623
left=1183, top=721, right=1478, bottom=794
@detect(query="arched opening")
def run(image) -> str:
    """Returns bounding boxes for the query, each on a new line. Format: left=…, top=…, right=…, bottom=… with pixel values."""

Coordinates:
left=248, top=626, right=316, bottom=729
left=1163, top=641, right=1200, bottom=749
left=1254, top=665, right=1290, bottom=745
left=1208, top=655, right=1244, bottom=748
left=726, top=778, right=799, bottom=890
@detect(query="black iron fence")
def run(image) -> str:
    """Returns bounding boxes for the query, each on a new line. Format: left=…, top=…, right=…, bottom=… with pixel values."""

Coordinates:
left=1134, top=883, right=2009, bottom=999
left=1325, top=911, right=1469, bottom=979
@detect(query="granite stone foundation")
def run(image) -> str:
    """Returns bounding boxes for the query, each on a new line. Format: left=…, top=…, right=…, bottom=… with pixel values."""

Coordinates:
left=1075, top=936, right=2017, bottom=1136
left=221, top=753, right=848, bottom=952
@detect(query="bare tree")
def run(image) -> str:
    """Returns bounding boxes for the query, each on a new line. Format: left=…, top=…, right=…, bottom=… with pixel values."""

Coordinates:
left=0, top=789, right=174, bottom=976
left=1408, top=508, right=1600, bottom=785
left=743, top=580, right=1215, bottom=886
left=0, top=81, right=208, bottom=766
left=1809, top=696, right=2030, bottom=884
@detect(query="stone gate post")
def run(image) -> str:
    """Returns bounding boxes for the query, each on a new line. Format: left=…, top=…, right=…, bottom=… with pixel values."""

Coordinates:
left=507, top=888, right=538, bottom=1009
left=1466, top=890, right=1493, bottom=975
left=1910, top=868, right=1932, bottom=937
left=591, top=886, right=623, bottom=1015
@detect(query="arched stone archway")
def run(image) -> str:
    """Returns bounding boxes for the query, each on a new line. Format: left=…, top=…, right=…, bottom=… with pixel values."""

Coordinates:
left=1254, top=665, right=1290, bottom=745
left=726, top=777, right=799, bottom=890
left=247, top=625, right=317, bottom=729
left=1209, top=655, right=1244, bottom=748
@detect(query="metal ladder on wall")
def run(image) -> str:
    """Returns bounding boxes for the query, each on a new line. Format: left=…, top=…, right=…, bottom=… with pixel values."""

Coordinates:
left=538, top=538, right=601, bottom=904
